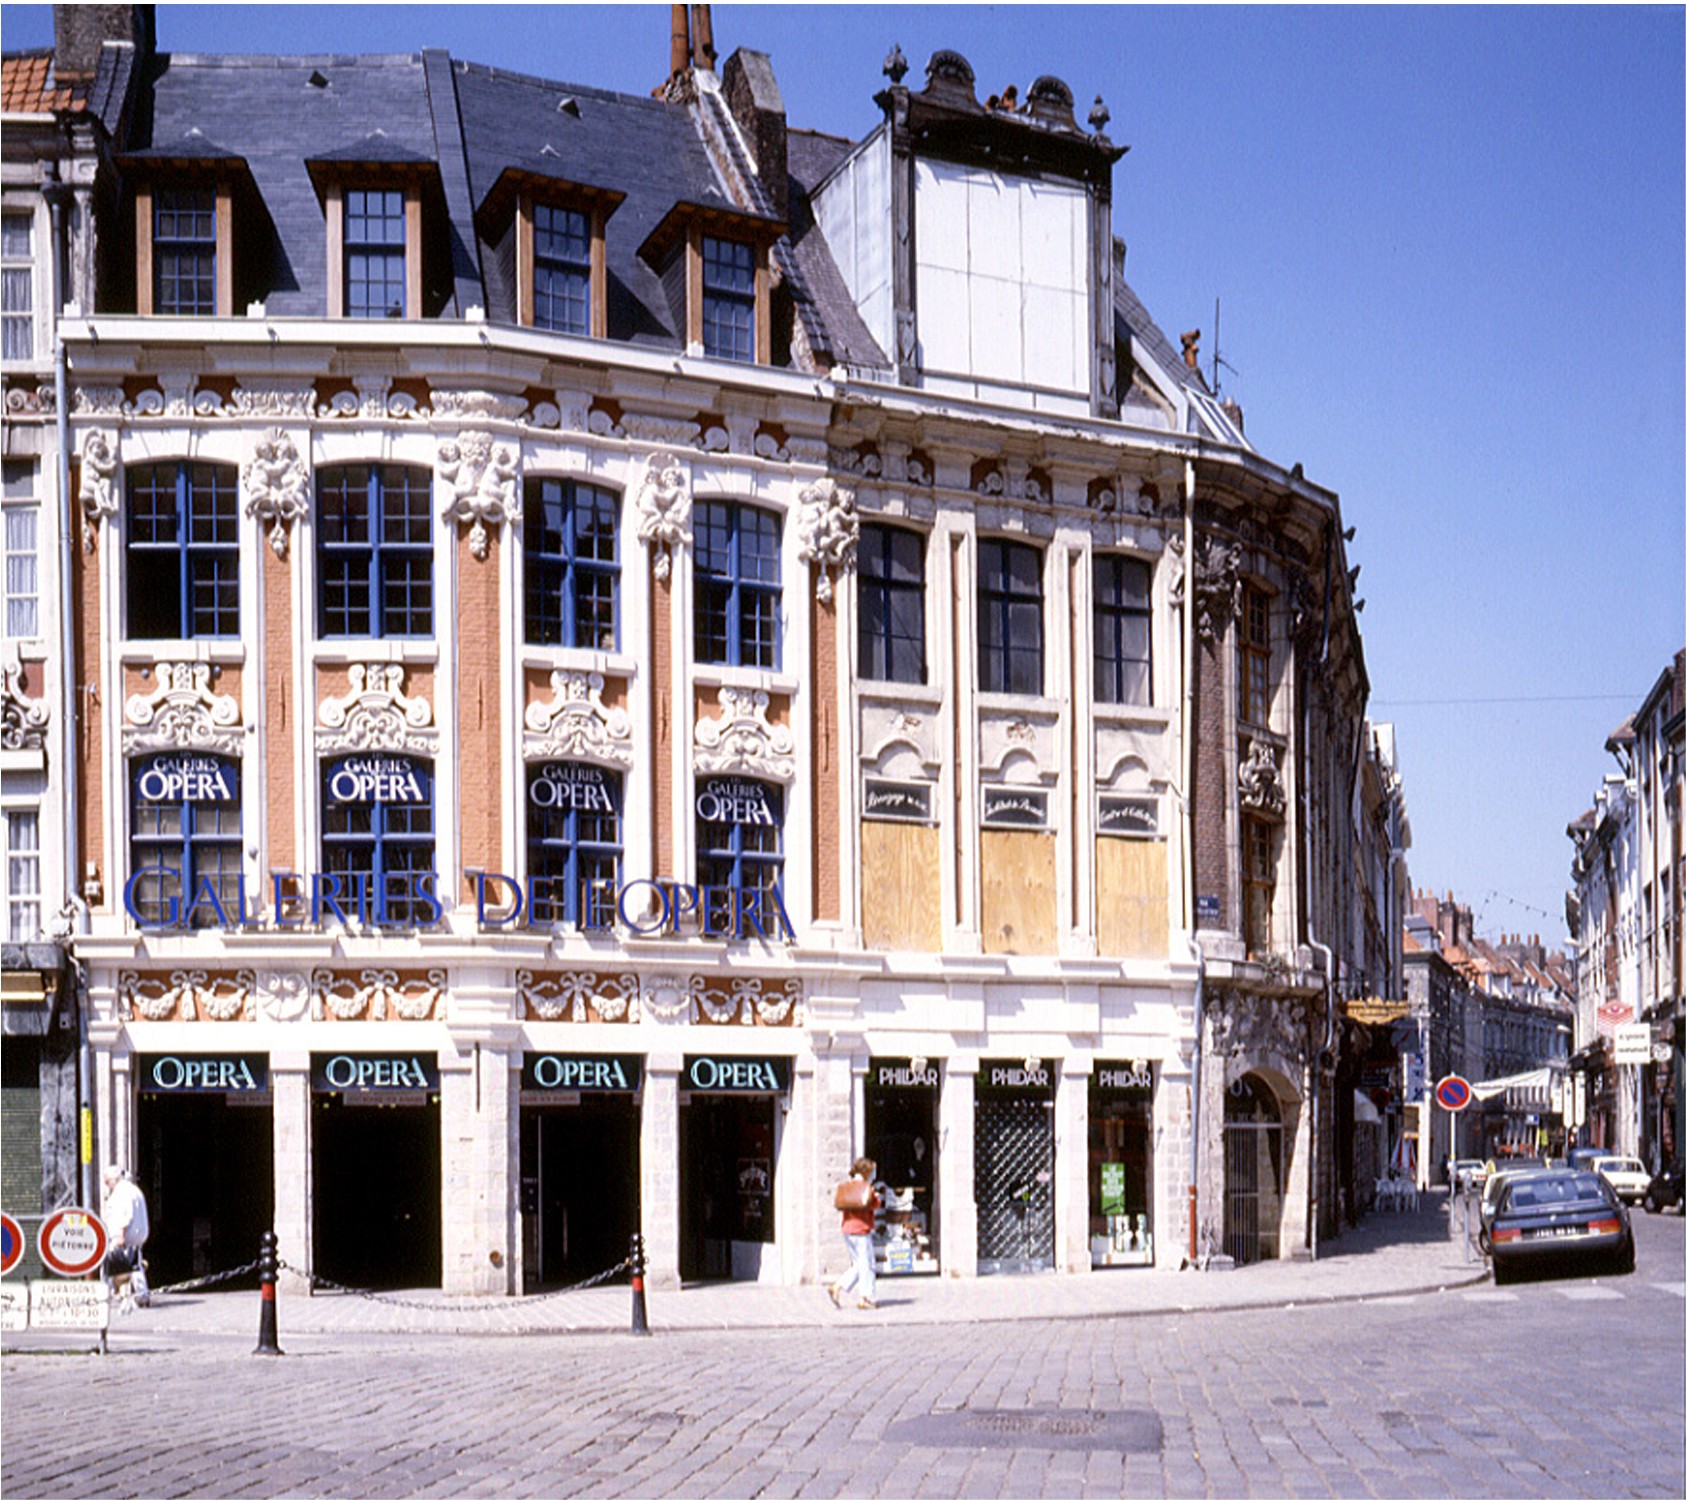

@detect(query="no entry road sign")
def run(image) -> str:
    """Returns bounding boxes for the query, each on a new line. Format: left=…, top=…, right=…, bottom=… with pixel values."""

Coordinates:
left=36, top=1209, right=107, bottom=1278
left=0, top=1212, right=21, bottom=1276
left=1435, top=1075, right=1473, bottom=1112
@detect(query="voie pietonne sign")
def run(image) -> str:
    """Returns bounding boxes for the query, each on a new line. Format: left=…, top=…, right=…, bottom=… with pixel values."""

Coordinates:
left=36, top=1208, right=107, bottom=1277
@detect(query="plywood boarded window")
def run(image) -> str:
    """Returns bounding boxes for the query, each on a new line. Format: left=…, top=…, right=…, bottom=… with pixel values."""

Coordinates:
left=861, top=820, right=942, bottom=952
left=1096, top=837, right=1168, bottom=959
left=981, top=828, right=1057, bottom=955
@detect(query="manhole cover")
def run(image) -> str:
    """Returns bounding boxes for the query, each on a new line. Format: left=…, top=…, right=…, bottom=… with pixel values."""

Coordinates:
left=884, top=1407, right=1163, bottom=1453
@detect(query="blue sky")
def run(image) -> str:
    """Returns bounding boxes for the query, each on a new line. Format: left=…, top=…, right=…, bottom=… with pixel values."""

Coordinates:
left=6, top=4, right=1682, bottom=948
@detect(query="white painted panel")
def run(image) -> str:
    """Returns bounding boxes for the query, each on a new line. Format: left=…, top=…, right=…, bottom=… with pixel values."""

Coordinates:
left=969, top=273, right=1023, bottom=385
left=1022, top=179, right=1085, bottom=290
left=968, top=172, right=1020, bottom=282
left=812, top=128, right=896, bottom=362
left=917, top=264, right=972, bottom=371
left=915, top=159, right=970, bottom=271
left=1024, top=283, right=1084, bottom=391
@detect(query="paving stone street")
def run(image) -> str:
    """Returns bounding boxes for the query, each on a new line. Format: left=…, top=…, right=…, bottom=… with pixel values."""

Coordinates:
left=3, top=1202, right=1682, bottom=1498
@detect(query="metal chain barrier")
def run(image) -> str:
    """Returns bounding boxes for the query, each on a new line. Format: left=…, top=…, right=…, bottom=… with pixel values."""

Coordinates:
left=271, top=1255, right=634, bottom=1312
left=148, top=1260, right=263, bottom=1297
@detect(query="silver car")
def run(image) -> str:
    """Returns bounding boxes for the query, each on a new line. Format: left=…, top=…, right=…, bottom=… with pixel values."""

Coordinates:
left=1593, top=1156, right=1652, bottom=1205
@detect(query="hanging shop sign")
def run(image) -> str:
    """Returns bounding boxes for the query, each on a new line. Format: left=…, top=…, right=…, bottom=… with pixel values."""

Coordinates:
left=869, top=1057, right=940, bottom=1091
left=310, top=1053, right=440, bottom=1095
left=681, top=1054, right=790, bottom=1094
left=521, top=1054, right=642, bottom=1093
left=1097, top=796, right=1158, bottom=838
left=139, top=1053, right=269, bottom=1094
left=862, top=780, right=934, bottom=824
left=1092, top=1060, right=1155, bottom=1095
left=977, top=1058, right=1055, bottom=1093
left=981, top=787, right=1050, bottom=829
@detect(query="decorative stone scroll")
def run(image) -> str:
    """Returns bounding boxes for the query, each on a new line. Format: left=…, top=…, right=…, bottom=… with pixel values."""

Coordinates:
left=522, top=669, right=633, bottom=768
left=255, top=970, right=311, bottom=1023
left=1, top=661, right=49, bottom=752
left=317, top=664, right=434, bottom=756
left=635, top=450, right=692, bottom=582
left=695, top=976, right=803, bottom=1027
left=694, top=686, right=797, bottom=782
left=242, top=428, right=309, bottom=558
left=124, top=662, right=241, bottom=755
left=518, top=971, right=639, bottom=1023
left=1193, top=534, right=1243, bottom=645
left=312, top=968, right=446, bottom=1022
left=438, top=430, right=519, bottom=561
left=78, top=428, right=118, bottom=551
left=1238, top=740, right=1286, bottom=819
left=120, top=969, right=256, bottom=1022
left=795, top=477, right=859, bottom=604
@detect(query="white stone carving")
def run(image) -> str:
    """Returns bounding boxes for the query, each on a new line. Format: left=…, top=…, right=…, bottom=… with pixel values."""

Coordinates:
left=1, top=661, right=49, bottom=751
left=317, top=664, right=435, bottom=755
left=121, top=969, right=255, bottom=1022
left=697, top=975, right=802, bottom=1025
left=124, top=662, right=242, bottom=755
left=635, top=450, right=692, bottom=581
left=242, top=428, right=309, bottom=558
left=232, top=384, right=316, bottom=419
left=796, top=477, right=859, bottom=603
left=694, top=686, right=796, bottom=782
left=1238, top=740, right=1286, bottom=818
left=640, top=973, right=702, bottom=1019
left=78, top=428, right=118, bottom=551
left=72, top=386, right=126, bottom=416
left=256, top=970, right=310, bottom=1023
left=312, top=967, right=446, bottom=1022
left=978, top=705, right=1060, bottom=777
left=438, top=431, right=519, bottom=560
left=523, top=669, right=633, bottom=768
left=431, top=390, right=526, bottom=423
left=622, top=413, right=699, bottom=446
left=519, top=970, right=639, bottom=1022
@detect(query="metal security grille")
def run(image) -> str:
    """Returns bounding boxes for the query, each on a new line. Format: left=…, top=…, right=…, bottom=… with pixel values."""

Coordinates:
left=1223, top=1122, right=1283, bottom=1266
left=976, top=1096, right=1054, bottom=1272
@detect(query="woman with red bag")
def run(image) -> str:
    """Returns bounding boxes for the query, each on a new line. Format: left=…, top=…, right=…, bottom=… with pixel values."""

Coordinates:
left=827, top=1156, right=879, bottom=1310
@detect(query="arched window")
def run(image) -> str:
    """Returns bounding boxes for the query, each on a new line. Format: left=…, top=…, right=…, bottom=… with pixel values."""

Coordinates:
left=126, top=462, right=239, bottom=639
left=523, top=477, right=618, bottom=649
left=316, top=465, right=433, bottom=639
left=129, top=753, right=241, bottom=926
left=694, top=501, right=780, bottom=669
left=526, top=761, right=622, bottom=926
left=695, top=775, right=784, bottom=928
left=321, top=755, right=435, bottom=925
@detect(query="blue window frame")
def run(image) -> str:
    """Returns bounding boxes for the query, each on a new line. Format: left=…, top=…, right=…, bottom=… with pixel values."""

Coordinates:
left=1094, top=554, right=1152, bottom=706
left=129, top=753, right=241, bottom=927
left=321, top=755, right=435, bottom=926
left=344, top=188, right=406, bottom=319
left=533, top=203, right=590, bottom=336
left=523, top=477, right=618, bottom=648
left=153, top=187, right=216, bottom=317
left=316, top=465, right=433, bottom=638
left=696, top=776, right=783, bottom=916
left=694, top=501, right=780, bottom=668
left=126, top=461, right=239, bottom=639
left=858, top=523, right=926, bottom=685
left=977, top=538, right=1043, bottom=695
left=701, top=236, right=754, bottom=362
left=526, top=761, right=622, bottom=926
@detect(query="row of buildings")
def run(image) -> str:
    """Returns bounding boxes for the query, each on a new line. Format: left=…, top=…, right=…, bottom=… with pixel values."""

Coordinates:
left=2, top=4, right=1411, bottom=1293
left=1567, top=653, right=1685, bottom=1173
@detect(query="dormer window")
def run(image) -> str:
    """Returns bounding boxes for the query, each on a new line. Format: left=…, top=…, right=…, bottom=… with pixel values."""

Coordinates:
left=533, top=204, right=589, bottom=335
left=344, top=188, right=408, bottom=319
left=308, top=139, right=441, bottom=320
left=126, top=146, right=249, bottom=318
left=152, top=188, right=216, bottom=316
left=476, top=170, right=622, bottom=340
left=638, top=202, right=783, bottom=366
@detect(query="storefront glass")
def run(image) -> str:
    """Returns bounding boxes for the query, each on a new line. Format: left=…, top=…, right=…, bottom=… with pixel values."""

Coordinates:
left=1088, top=1060, right=1154, bottom=1267
left=864, top=1057, right=940, bottom=1274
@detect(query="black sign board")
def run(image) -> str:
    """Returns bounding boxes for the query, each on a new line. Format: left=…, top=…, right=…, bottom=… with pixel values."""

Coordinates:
left=324, top=755, right=430, bottom=806
left=134, top=754, right=238, bottom=804
left=139, top=1053, right=268, bottom=1094
left=981, top=786, right=1049, bottom=829
left=862, top=779, right=933, bottom=824
left=522, top=1053, right=641, bottom=1092
left=1098, top=796, right=1158, bottom=838
left=682, top=1054, right=790, bottom=1094
left=311, top=1052, right=440, bottom=1093
left=695, top=777, right=779, bottom=827
left=529, top=762, right=618, bottom=813
left=1092, top=1060, right=1155, bottom=1095
left=868, top=1057, right=940, bottom=1091
left=976, top=1059, right=1055, bottom=1094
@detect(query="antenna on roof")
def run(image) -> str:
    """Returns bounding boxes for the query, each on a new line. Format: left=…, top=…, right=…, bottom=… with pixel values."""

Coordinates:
left=1209, top=297, right=1239, bottom=397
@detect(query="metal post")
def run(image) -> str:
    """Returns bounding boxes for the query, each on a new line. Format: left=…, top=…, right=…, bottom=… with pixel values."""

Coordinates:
left=629, top=1233, right=649, bottom=1336
left=253, top=1229, right=282, bottom=1356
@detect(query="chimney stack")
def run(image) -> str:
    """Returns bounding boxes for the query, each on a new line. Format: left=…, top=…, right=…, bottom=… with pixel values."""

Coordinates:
left=722, top=49, right=788, bottom=221
left=53, top=4, right=152, bottom=80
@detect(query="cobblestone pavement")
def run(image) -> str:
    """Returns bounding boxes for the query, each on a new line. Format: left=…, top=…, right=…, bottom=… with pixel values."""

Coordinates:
left=3, top=1204, right=1681, bottom=1498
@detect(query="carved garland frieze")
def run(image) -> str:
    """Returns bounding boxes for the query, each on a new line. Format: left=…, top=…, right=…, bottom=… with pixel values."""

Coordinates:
left=635, top=450, right=692, bottom=581
left=78, top=428, right=118, bottom=551
left=634, top=973, right=800, bottom=1025
left=795, top=477, right=859, bottom=603
left=523, top=669, right=633, bottom=768
left=124, top=662, right=241, bottom=755
left=1206, top=987, right=1310, bottom=1062
left=312, top=968, right=445, bottom=1022
left=317, top=664, right=435, bottom=756
left=519, top=970, right=639, bottom=1023
left=1, top=662, right=49, bottom=752
left=438, top=430, right=519, bottom=560
left=121, top=969, right=256, bottom=1022
left=242, top=427, right=309, bottom=558
left=1238, top=739, right=1286, bottom=820
left=694, top=686, right=797, bottom=782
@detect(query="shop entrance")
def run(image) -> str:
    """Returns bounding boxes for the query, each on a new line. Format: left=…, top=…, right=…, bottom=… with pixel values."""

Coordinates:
left=312, top=1091, right=441, bottom=1289
left=136, top=1088, right=273, bottom=1290
left=864, top=1058, right=940, bottom=1274
left=1089, top=1062, right=1154, bottom=1267
left=679, top=1093, right=776, bottom=1281
left=975, top=1061, right=1055, bottom=1274
left=520, top=1097, right=640, bottom=1287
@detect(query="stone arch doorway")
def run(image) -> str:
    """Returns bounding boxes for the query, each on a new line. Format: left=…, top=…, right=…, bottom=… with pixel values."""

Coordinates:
left=1223, top=1071, right=1285, bottom=1265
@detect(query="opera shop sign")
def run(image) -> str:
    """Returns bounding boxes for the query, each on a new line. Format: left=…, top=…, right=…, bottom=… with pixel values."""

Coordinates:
left=123, top=757, right=792, bottom=940
left=140, top=1053, right=269, bottom=1094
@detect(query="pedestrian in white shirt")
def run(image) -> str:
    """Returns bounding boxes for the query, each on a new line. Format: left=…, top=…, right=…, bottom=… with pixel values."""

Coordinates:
left=101, top=1165, right=151, bottom=1307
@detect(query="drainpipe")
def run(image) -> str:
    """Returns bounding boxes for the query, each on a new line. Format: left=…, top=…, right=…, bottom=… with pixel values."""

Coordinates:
left=1304, top=525, right=1335, bottom=1259
left=41, top=160, right=90, bottom=1210
left=1181, top=456, right=1206, bottom=1265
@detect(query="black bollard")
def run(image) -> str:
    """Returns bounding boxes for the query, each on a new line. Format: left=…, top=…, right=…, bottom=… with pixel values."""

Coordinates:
left=629, top=1232, right=649, bottom=1336
left=253, top=1229, right=283, bottom=1356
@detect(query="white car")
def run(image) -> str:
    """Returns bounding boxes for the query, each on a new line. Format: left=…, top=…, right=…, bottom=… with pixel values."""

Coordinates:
left=1593, top=1156, right=1652, bottom=1205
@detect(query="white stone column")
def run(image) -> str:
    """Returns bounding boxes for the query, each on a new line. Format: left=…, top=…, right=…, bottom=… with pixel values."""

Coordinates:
left=642, top=1053, right=682, bottom=1291
left=437, top=1038, right=516, bottom=1296
left=1055, top=1058, right=1091, bottom=1272
left=939, top=1060, right=977, bottom=1278
left=1154, top=1049, right=1192, bottom=1270
left=271, top=1051, right=311, bottom=1294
